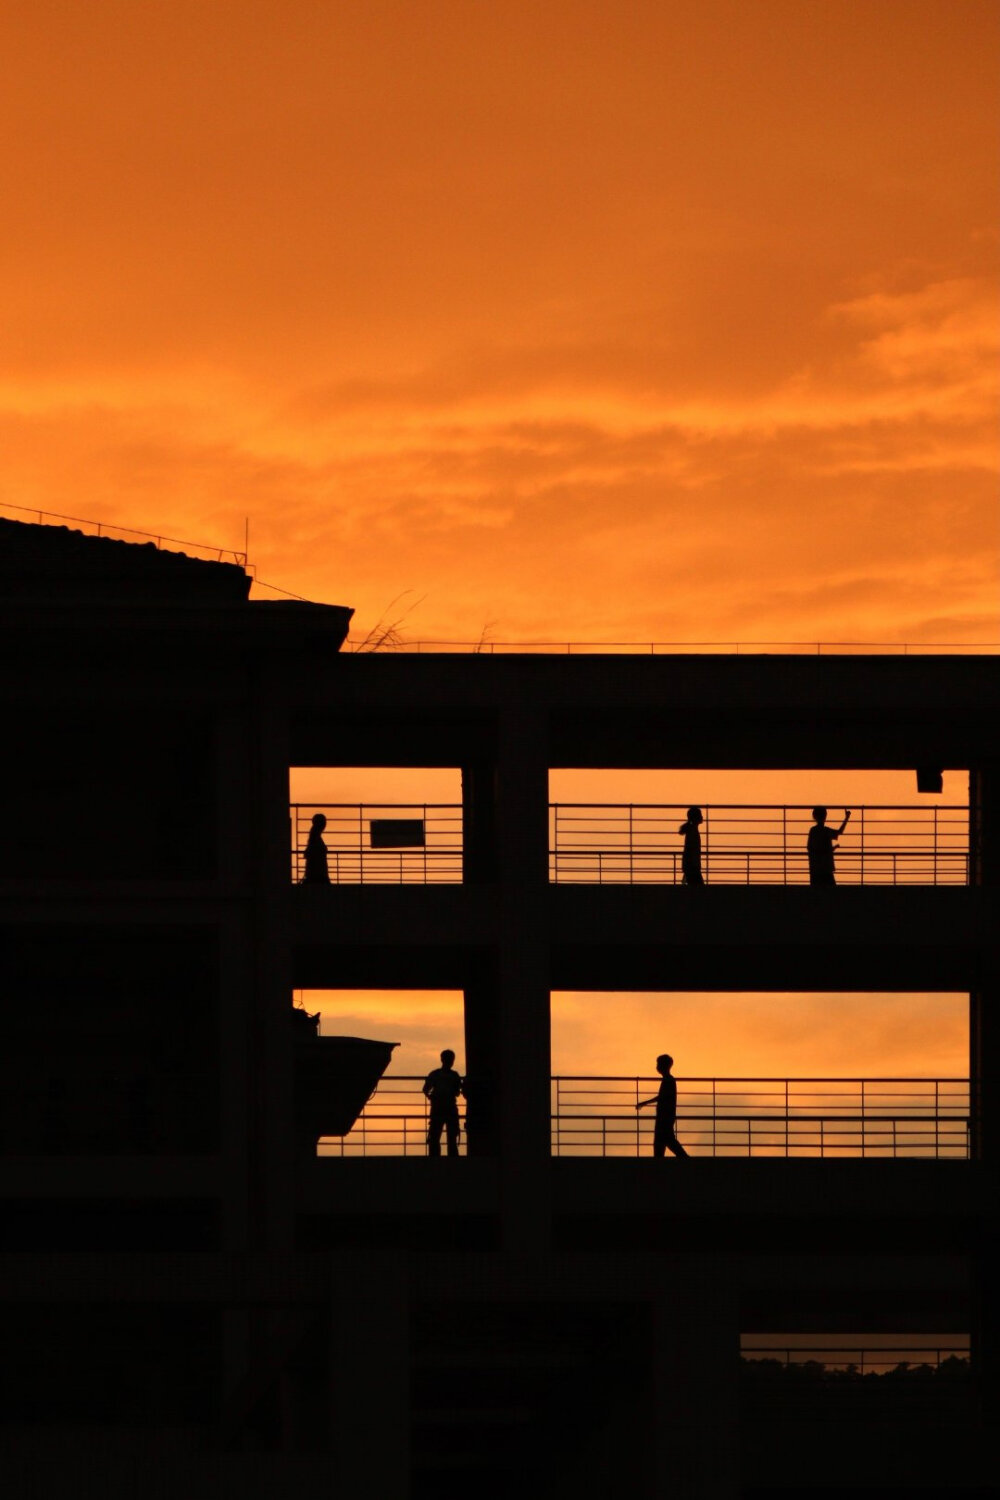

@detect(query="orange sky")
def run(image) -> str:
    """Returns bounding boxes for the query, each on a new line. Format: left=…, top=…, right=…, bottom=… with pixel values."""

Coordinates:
left=3, top=4, right=992, bottom=1093
left=1, top=0, right=997, bottom=643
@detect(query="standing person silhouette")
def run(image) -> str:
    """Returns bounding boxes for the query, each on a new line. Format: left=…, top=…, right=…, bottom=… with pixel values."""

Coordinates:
left=807, top=807, right=851, bottom=886
left=302, top=813, right=331, bottom=884
left=636, top=1054, right=689, bottom=1158
left=423, top=1049, right=463, bottom=1157
left=678, top=806, right=705, bottom=885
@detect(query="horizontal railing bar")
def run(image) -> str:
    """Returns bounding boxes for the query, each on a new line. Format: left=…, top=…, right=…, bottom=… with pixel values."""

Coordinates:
left=383, top=639, right=1000, bottom=655
left=293, top=800, right=970, bottom=885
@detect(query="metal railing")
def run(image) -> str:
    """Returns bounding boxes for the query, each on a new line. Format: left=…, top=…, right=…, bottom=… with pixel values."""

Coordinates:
left=316, top=1075, right=970, bottom=1159
left=292, top=802, right=969, bottom=886
left=740, top=1339, right=973, bottom=1419
left=377, top=640, right=999, bottom=655
left=552, top=1076, right=970, bottom=1158
left=551, top=803, right=969, bottom=885
left=741, top=1340, right=970, bottom=1375
left=317, top=1076, right=464, bottom=1157
left=291, top=803, right=463, bottom=884
left=0, top=499, right=248, bottom=567
left=551, top=1076, right=970, bottom=1158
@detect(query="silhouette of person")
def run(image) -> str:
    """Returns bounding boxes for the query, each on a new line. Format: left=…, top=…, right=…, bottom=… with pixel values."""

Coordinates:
left=678, top=806, right=704, bottom=885
left=636, top=1053, right=689, bottom=1158
left=302, top=813, right=330, bottom=884
left=423, top=1048, right=463, bottom=1157
left=807, top=807, right=851, bottom=886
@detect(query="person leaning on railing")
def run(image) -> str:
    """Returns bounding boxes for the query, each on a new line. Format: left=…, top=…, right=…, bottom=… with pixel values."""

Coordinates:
left=422, top=1048, right=463, bottom=1157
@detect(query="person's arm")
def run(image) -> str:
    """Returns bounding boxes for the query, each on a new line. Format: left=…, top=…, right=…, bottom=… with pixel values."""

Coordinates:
left=635, top=1096, right=658, bottom=1110
left=835, top=810, right=852, bottom=837
left=422, top=1075, right=433, bottom=1100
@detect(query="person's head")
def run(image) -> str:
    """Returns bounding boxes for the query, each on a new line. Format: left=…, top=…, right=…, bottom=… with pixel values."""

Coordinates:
left=686, top=807, right=703, bottom=824
left=440, top=1049, right=456, bottom=1068
left=812, top=807, right=827, bottom=825
left=311, top=813, right=327, bottom=832
left=656, top=1053, right=674, bottom=1074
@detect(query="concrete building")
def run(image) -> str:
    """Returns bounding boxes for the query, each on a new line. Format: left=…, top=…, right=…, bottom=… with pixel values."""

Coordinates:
left=1, top=517, right=997, bottom=1496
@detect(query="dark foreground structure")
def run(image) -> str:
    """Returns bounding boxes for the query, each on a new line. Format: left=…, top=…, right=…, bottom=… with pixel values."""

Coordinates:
left=1, top=517, right=997, bottom=1497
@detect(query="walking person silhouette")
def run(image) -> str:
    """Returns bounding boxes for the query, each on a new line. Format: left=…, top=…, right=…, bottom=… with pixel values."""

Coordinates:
left=807, top=807, right=851, bottom=886
left=636, top=1054, right=689, bottom=1157
left=423, top=1049, right=463, bottom=1157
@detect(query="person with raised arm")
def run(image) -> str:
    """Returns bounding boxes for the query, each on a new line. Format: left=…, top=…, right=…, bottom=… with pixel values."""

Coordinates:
left=806, top=807, right=851, bottom=886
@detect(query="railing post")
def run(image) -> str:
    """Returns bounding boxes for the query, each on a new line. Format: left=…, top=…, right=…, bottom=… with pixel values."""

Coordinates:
left=933, top=804, right=939, bottom=887
left=782, top=804, right=787, bottom=886
left=785, top=1078, right=789, bottom=1159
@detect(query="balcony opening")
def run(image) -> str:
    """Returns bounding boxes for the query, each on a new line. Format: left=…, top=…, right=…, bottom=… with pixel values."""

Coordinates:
left=740, top=1332, right=971, bottom=1421
left=297, top=989, right=466, bottom=1156
left=548, top=768, right=969, bottom=886
left=290, top=767, right=462, bottom=884
left=550, top=990, right=969, bottom=1158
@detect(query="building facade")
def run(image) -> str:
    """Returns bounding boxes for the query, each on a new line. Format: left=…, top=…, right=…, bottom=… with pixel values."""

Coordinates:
left=1, top=519, right=997, bottom=1496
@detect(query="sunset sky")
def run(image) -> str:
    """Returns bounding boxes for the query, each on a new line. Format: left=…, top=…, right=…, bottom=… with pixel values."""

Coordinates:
left=2, top=0, right=997, bottom=643
left=4, top=3, right=994, bottom=1093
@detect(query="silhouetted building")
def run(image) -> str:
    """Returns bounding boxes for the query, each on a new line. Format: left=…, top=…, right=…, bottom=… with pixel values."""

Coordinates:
left=1, top=516, right=997, bottom=1497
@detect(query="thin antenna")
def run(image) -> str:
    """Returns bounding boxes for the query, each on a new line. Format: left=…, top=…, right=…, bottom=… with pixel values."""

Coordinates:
left=244, top=515, right=249, bottom=564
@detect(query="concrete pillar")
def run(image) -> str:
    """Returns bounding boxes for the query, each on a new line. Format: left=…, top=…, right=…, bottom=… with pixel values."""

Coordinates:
left=969, top=762, right=1000, bottom=1430
left=969, top=763, right=1000, bottom=1164
left=247, top=656, right=296, bottom=1252
left=461, top=761, right=497, bottom=884
left=652, top=1263, right=740, bottom=1500
left=494, top=704, right=552, bottom=1249
left=463, top=704, right=551, bottom=1240
left=463, top=971, right=500, bottom=1158
left=331, top=1254, right=410, bottom=1497
left=970, top=763, right=1000, bottom=887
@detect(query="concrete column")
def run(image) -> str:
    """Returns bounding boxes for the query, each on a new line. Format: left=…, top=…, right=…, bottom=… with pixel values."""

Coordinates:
left=330, top=1254, right=410, bottom=1497
left=970, top=763, right=1000, bottom=887
left=463, top=971, right=500, bottom=1158
left=652, top=1263, right=740, bottom=1500
left=493, top=703, right=552, bottom=1249
left=461, top=761, right=497, bottom=884
left=969, top=775, right=1000, bottom=1165
left=969, top=766, right=1000, bottom=1430
left=247, top=656, right=296, bottom=1252
left=463, top=704, right=551, bottom=1233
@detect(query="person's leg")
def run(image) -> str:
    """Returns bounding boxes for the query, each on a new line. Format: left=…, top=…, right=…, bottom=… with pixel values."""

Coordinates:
left=653, top=1121, right=667, bottom=1159
left=663, top=1127, right=689, bottom=1158
left=445, top=1111, right=460, bottom=1157
left=427, top=1114, right=442, bottom=1157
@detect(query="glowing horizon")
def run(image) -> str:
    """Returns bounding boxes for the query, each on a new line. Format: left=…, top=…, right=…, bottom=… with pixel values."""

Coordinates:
left=1, top=1, right=996, bottom=645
